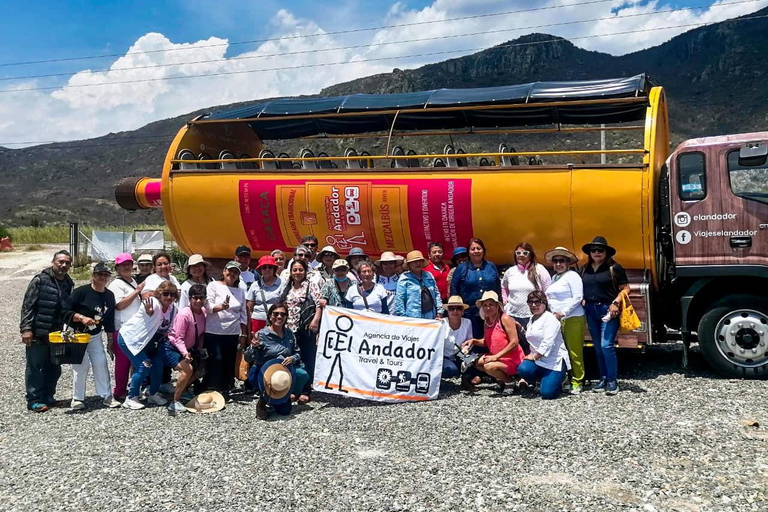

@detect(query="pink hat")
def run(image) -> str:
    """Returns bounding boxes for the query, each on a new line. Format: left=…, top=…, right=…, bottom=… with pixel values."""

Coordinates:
left=115, top=253, right=134, bottom=265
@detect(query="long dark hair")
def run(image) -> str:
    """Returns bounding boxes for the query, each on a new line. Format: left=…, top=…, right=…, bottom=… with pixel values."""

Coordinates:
left=281, top=259, right=309, bottom=302
left=527, top=290, right=551, bottom=313
left=516, top=242, right=541, bottom=290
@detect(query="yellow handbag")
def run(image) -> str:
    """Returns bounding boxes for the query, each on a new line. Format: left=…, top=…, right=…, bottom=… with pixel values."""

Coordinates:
left=619, top=293, right=641, bottom=333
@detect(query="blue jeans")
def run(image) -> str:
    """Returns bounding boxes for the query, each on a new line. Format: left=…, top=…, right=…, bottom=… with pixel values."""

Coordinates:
left=517, top=360, right=566, bottom=399
left=442, top=357, right=460, bottom=378
left=296, top=330, right=316, bottom=394
left=584, top=302, right=620, bottom=382
left=118, top=334, right=163, bottom=398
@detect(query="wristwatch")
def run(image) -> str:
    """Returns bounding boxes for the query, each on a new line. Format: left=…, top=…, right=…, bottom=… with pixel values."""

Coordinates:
left=611, top=301, right=620, bottom=307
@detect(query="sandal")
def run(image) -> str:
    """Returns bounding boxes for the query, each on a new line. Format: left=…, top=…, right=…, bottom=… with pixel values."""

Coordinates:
left=298, top=394, right=311, bottom=405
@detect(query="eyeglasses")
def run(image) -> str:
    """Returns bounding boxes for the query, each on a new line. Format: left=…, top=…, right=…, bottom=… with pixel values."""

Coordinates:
left=271, top=311, right=288, bottom=318
left=590, top=248, right=606, bottom=254
left=190, top=295, right=205, bottom=301
left=552, top=258, right=569, bottom=264
left=162, top=292, right=178, bottom=298
left=295, top=253, right=308, bottom=258
left=526, top=299, right=543, bottom=306
left=515, top=250, right=530, bottom=256
left=447, top=306, right=464, bottom=312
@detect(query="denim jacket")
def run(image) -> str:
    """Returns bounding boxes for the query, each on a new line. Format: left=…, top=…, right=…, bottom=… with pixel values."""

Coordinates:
left=393, top=271, right=442, bottom=319
left=244, top=326, right=302, bottom=367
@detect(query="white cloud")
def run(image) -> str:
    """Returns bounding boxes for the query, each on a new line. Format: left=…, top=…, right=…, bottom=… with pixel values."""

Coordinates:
left=1, top=0, right=766, bottom=147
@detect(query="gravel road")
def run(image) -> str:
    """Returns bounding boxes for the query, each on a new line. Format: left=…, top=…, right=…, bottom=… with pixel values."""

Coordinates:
left=1, top=260, right=767, bottom=511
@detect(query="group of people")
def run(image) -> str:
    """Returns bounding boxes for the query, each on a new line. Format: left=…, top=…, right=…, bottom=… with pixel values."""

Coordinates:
left=20, top=233, right=630, bottom=417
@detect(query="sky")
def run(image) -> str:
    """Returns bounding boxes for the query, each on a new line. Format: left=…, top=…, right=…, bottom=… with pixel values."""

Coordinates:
left=0, top=0, right=766, bottom=147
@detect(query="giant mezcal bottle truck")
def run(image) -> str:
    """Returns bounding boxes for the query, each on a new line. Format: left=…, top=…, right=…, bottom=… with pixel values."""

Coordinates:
left=115, top=75, right=768, bottom=378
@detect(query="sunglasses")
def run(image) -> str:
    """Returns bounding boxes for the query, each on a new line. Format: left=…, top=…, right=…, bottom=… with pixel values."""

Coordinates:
left=515, top=250, right=530, bottom=256
left=526, top=299, right=543, bottom=306
left=271, top=311, right=288, bottom=318
left=190, top=295, right=205, bottom=301
left=590, top=248, right=606, bottom=254
left=304, top=243, right=318, bottom=247
left=295, top=253, right=308, bottom=258
left=447, top=306, right=464, bottom=312
left=552, top=258, right=569, bottom=264
left=162, top=292, right=178, bottom=298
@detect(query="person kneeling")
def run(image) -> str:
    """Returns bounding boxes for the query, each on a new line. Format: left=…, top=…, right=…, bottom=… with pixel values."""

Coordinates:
left=251, top=359, right=298, bottom=419
left=517, top=291, right=571, bottom=400
left=244, top=303, right=310, bottom=416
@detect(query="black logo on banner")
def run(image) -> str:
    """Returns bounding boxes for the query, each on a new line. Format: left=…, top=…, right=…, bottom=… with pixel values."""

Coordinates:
left=322, top=314, right=355, bottom=393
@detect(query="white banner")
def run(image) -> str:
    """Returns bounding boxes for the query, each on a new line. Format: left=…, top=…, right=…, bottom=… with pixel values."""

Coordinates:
left=90, top=231, right=132, bottom=262
left=314, top=306, right=446, bottom=402
left=134, top=230, right=164, bottom=250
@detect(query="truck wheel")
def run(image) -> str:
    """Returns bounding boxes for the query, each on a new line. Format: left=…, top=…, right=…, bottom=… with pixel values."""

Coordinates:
left=697, top=295, right=768, bottom=379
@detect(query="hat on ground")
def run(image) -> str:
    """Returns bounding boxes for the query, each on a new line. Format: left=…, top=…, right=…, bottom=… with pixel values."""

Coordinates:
left=137, top=253, right=153, bottom=264
left=92, top=262, right=112, bottom=275
left=375, top=251, right=404, bottom=266
left=256, top=255, right=278, bottom=271
left=185, top=391, right=226, bottom=413
left=444, top=295, right=469, bottom=310
left=235, top=245, right=252, bottom=256
left=451, top=247, right=468, bottom=265
left=316, top=245, right=340, bottom=262
left=183, top=254, right=211, bottom=273
left=403, top=250, right=428, bottom=271
left=581, top=236, right=616, bottom=257
left=545, top=247, right=579, bottom=265
left=259, top=359, right=295, bottom=405
left=346, top=247, right=368, bottom=260
left=475, top=290, right=502, bottom=309
left=224, top=260, right=242, bottom=272
left=115, top=253, right=134, bottom=266
left=332, top=258, right=350, bottom=270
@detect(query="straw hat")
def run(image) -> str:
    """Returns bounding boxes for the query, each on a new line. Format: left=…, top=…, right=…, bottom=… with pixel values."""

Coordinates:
left=581, top=236, right=616, bottom=257
left=444, top=295, right=469, bottom=310
left=375, top=251, right=404, bottom=266
left=183, top=254, right=211, bottom=273
left=332, top=258, right=350, bottom=270
left=185, top=391, right=226, bottom=413
left=475, top=290, right=502, bottom=309
left=403, top=250, right=428, bottom=271
left=544, top=247, right=578, bottom=265
left=261, top=361, right=293, bottom=402
left=316, top=245, right=340, bottom=262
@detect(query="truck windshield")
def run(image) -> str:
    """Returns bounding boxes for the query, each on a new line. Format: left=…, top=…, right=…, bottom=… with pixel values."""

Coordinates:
left=728, top=149, right=768, bottom=205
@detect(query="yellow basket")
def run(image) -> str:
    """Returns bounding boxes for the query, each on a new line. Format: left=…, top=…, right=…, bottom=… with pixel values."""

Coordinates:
left=49, top=332, right=91, bottom=344
left=48, top=331, right=91, bottom=364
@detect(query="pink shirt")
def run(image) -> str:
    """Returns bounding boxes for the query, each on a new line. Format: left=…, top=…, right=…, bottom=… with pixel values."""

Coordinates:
left=167, top=307, right=206, bottom=356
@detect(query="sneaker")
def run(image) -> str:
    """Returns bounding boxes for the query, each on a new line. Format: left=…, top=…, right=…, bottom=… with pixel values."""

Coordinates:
left=159, top=382, right=175, bottom=394
left=592, top=379, right=608, bottom=392
left=103, top=395, right=121, bottom=408
left=147, top=393, right=168, bottom=406
left=606, top=381, right=619, bottom=395
left=70, top=399, right=85, bottom=410
left=256, top=396, right=269, bottom=420
left=122, top=396, right=145, bottom=410
left=29, top=402, right=49, bottom=413
left=167, top=401, right=187, bottom=413
left=570, top=383, right=583, bottom=395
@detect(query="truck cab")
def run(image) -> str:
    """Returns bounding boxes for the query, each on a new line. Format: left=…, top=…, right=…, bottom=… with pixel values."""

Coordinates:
left=664, top=133, right=768, bottom=377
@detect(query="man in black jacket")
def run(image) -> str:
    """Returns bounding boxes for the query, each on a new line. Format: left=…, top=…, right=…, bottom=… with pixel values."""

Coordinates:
left=20, top=250, right=74, bottom=412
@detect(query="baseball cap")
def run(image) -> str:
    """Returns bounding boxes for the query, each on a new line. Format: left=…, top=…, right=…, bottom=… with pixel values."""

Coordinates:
left=235, top=245, right=251, bottom=256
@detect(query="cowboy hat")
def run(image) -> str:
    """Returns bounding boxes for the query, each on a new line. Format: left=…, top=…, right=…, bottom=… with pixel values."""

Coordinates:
left=581, top=236, right=616, bottom=257
left=185, top=391, right=226, bottom=413
left=375, top=251, right=404, bottom=265
left=183, top=254, right=211, bottom=273
left=444, top=295, right=469, bottom=310
left=403, top=250, right=428, bottom=271
left=316, top=245, right=339, bottom=262
left=544, top=247, right=579, bottom=265
left=475, top=290, right=502, bottom=309
left=260, top=359, right=294, bottom=404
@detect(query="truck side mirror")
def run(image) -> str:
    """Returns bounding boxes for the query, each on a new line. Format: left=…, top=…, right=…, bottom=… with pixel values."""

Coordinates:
left=739, top=143, right=767, bottom=166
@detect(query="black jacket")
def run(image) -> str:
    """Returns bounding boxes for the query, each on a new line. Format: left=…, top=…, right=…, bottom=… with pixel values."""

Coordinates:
left=20, top=268, right=74, bottom=340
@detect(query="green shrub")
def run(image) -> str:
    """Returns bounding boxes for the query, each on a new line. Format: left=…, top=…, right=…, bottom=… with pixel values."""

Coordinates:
left=0, top=224, right=10, bottom=240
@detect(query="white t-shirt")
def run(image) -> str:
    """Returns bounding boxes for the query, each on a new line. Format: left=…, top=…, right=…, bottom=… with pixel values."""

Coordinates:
left=442, top=317, right=473, bottom=360
left=246, top=277, right=285, bottom=321
left=179, top=278, right=212, bottom=310
left=546, top=270, right=585, bottom=319
left=377, top=274, right=399, bottom=313
left=108, top=277, right=141, bottom=331
left=346, top=283, right=389, bottom=314
left=119, top=297, right=178, bottom=356
left=501, top=263, right=551, bottom=318
left=525, top=311, right=572, bottom=371
left=205, top=281, right=248, bottom=335
left=142, top=273, right=181, bottom=294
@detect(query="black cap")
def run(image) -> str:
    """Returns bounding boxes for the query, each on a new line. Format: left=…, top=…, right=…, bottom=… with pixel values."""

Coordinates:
left=235, top=245, right=251, bottom=256
left=92, top=262, right=112, bottom=274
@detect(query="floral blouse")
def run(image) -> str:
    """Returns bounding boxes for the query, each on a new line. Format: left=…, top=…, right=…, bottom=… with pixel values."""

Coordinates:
left=283, top=280, right=322, bottom=332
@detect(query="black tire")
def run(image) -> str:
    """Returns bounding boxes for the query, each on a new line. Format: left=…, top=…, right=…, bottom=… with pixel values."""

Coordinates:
left=697, top=295, right=768, bottom=379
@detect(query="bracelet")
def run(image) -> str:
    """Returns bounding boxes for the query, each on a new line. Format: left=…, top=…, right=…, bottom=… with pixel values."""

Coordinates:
left=239, top=334, right=247, bottom=338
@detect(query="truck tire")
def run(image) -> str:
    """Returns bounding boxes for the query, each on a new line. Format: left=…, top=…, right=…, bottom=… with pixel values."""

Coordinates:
left=697, top=295, right=768, bottom=379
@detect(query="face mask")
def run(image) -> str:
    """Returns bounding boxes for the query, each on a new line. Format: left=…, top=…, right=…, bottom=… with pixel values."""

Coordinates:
left=333, top=275, right=349, bottom=283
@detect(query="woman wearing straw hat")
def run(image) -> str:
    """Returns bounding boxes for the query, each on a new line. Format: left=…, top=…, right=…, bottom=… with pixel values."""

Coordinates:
left=450, top=238, right=501, bottom=338
left=394, top=251, right=442, bottom=319
left=251, top=359, right=298, bottom=419
left=580, top=236, right=629, bottom=395
left=178, top=254, right=212, bottom=310
left=375, top=251, right=404, bottom=313
left=246, top=255, right=285, bottom=334
left=311, top=245, right=340, bottom=288
left=544, top=246, right=587, bottom=394
left=441, top=296, right=473, bottom=378
left=460, top=291, right=524, bottom=392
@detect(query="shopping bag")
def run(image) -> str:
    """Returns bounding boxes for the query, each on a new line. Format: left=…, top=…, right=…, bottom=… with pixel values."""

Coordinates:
left=619, top=293, right=641, bottom=333
left=234, top=350, right=249, bottom=381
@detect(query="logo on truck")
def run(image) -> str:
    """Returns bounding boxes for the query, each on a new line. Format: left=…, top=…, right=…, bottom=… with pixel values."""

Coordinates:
left=674, top=212, right=691, bottom=227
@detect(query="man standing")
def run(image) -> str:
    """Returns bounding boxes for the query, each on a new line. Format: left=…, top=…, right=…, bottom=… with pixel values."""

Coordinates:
left=424, top=242, right=450, bottom=302
left=301, top=235, right=321, bottom=270
left=235, top=245, right=256, bottom=291
left=20, top=250, right=75, bottom=412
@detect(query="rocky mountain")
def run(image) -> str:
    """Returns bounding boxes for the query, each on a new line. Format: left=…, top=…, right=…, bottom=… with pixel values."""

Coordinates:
left=1, top=8, right=766, bottom=227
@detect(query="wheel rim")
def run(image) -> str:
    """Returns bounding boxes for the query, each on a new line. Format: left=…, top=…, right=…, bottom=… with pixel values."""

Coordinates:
left=714, top=309, right=768, bottom=368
